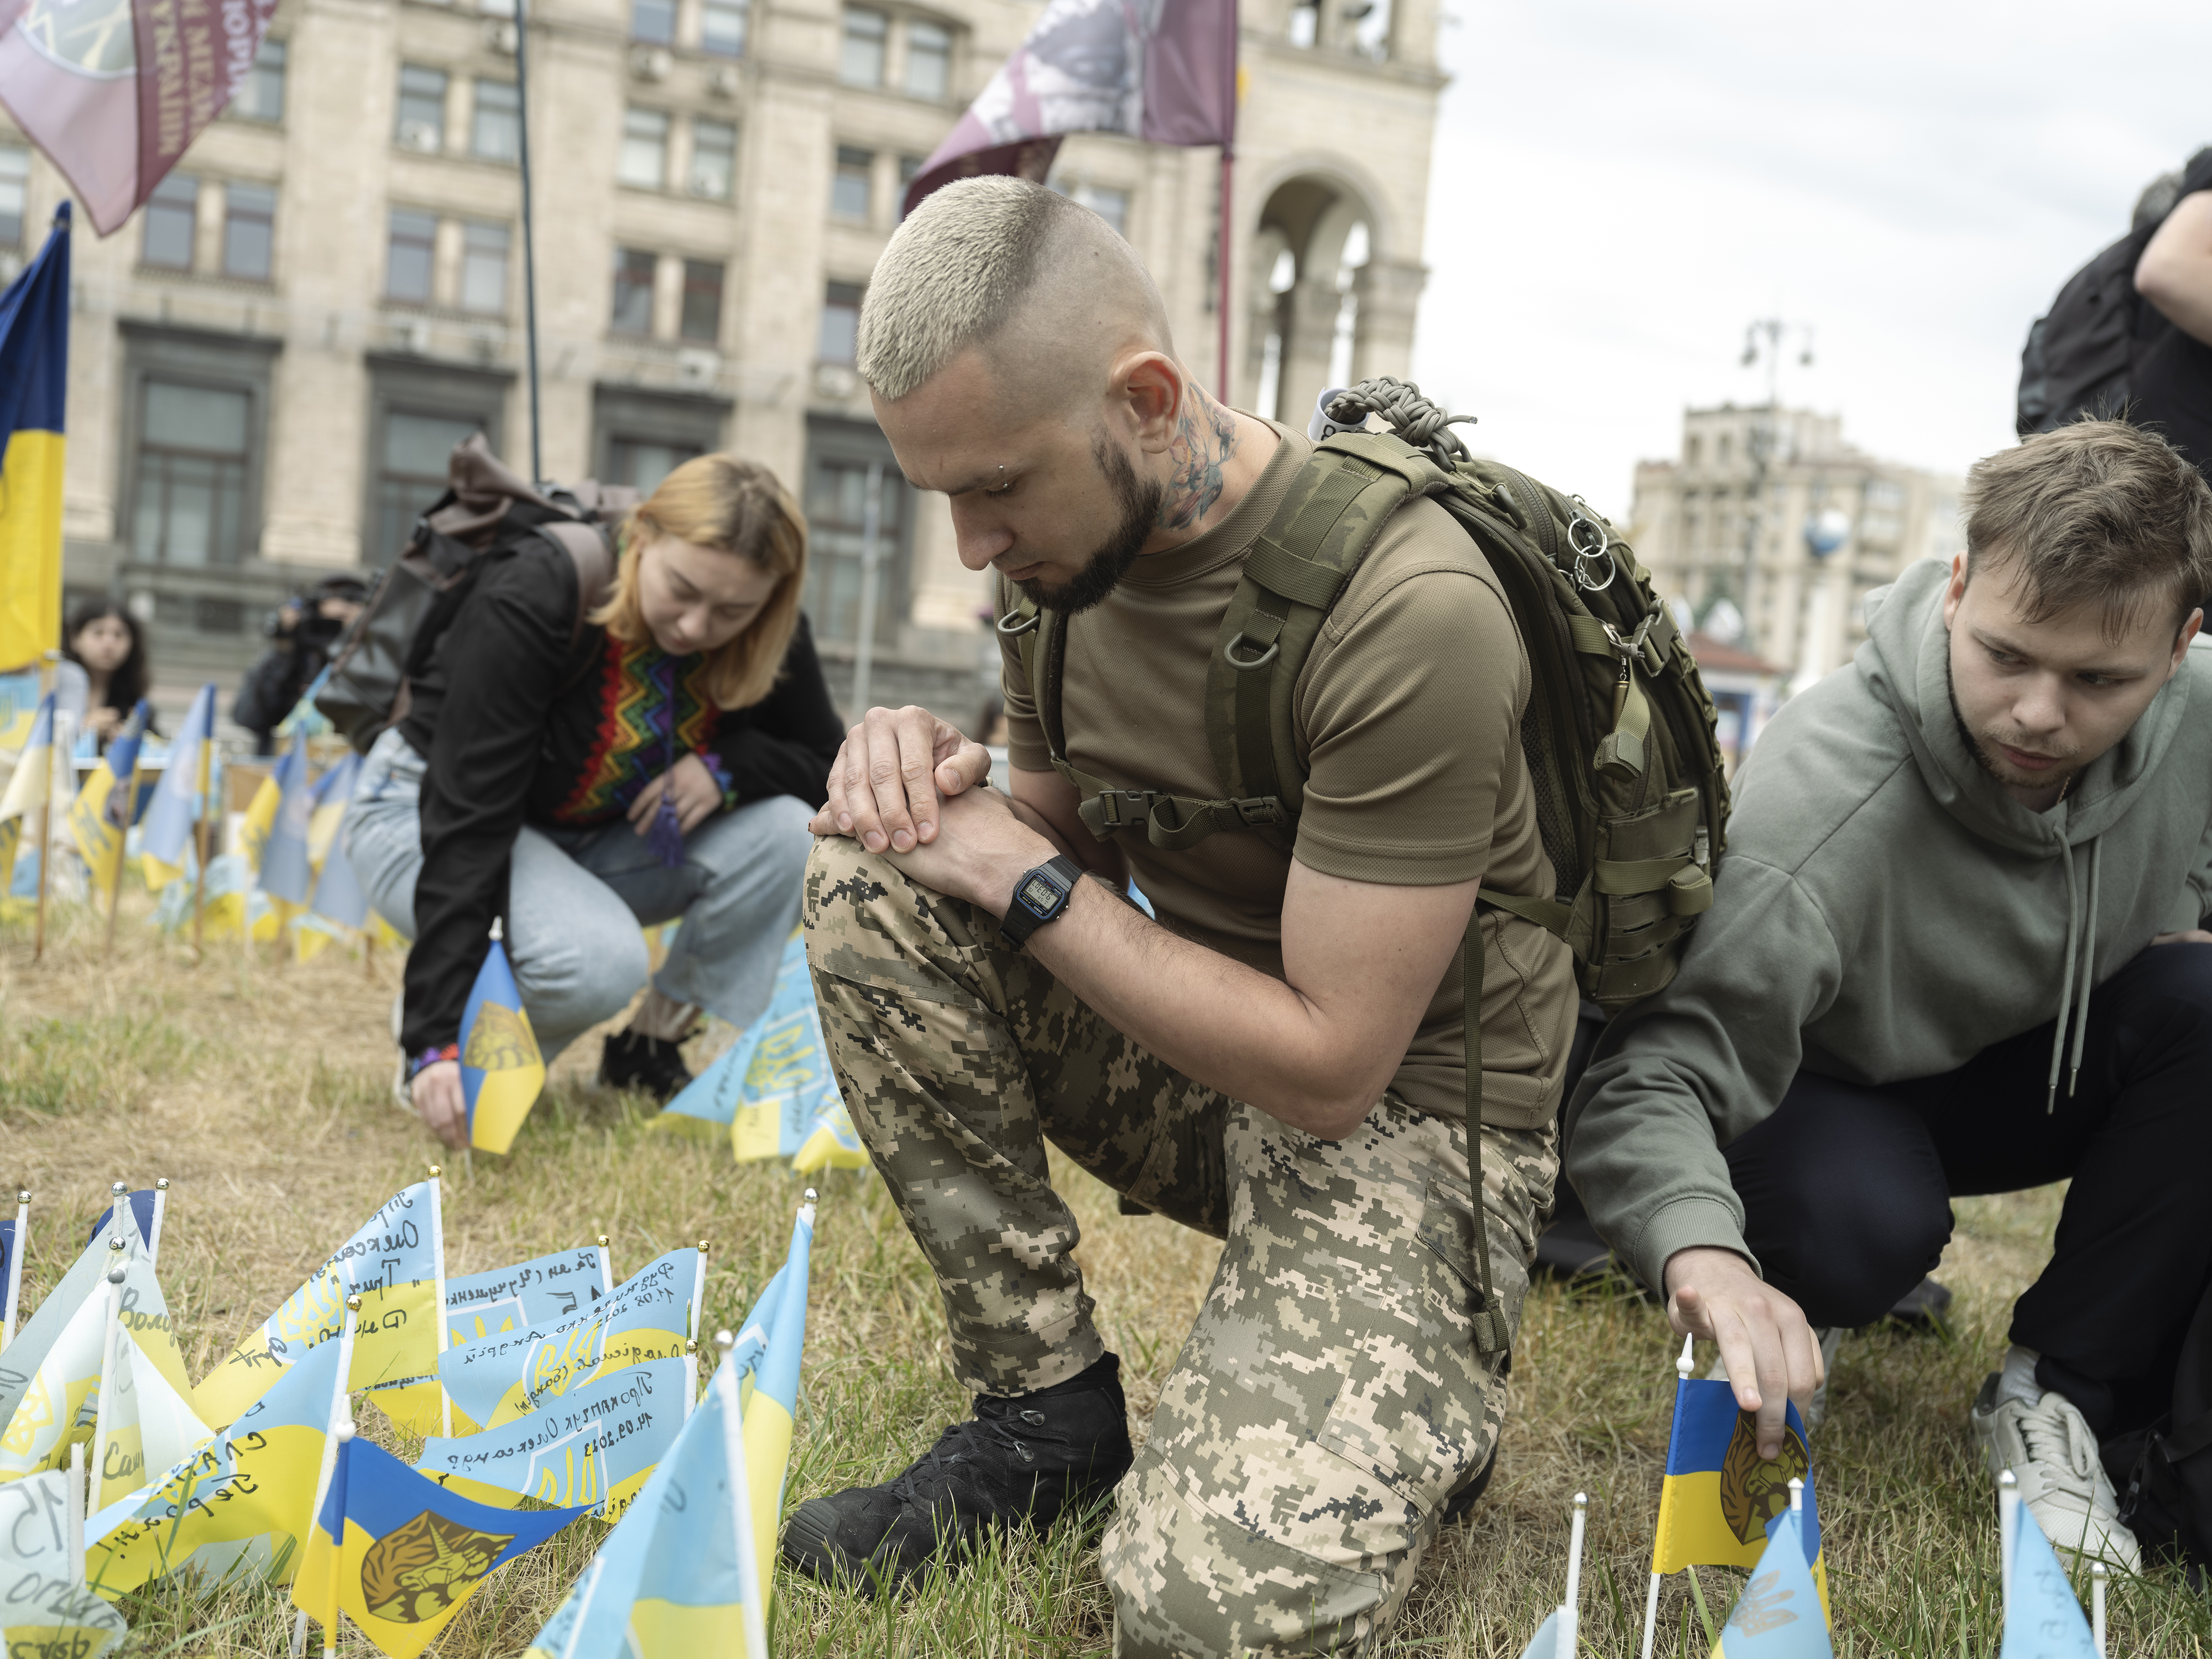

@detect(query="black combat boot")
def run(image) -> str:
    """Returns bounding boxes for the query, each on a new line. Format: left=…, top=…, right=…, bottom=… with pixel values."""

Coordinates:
left=597, top=1028, right=695, bottom=1101
left=781, top=1352, right=1134, bottom=1594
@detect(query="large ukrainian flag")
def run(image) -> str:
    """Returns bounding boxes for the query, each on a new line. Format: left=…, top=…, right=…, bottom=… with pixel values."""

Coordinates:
left=0, top=204, right=67, bottom=676
left=1652, top=1378, right=1829, bottom=1616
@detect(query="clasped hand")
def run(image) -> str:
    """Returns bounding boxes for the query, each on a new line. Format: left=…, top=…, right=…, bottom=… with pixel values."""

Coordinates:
left=810, top=705, right=1053, bottom=908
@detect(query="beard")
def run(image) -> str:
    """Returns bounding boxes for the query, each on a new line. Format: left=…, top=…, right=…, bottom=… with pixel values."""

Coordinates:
left=1014, top=436, right=1162, bottom=616
left=1944, top=649, right=2083, bottom=795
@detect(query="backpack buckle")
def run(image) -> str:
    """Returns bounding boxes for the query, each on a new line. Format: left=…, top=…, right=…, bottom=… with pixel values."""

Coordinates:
left=1233, top=796, right=1286, bottom=827
left=1095, top=789, right=1159, bottom=830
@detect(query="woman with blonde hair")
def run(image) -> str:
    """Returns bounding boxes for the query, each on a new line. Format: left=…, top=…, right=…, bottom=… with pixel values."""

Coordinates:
left=346, top=453, right=842, bottom=1143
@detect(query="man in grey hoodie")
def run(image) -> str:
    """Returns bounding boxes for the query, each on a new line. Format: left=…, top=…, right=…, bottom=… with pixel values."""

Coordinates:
left=1568, top=419, right=2212, bottom=1569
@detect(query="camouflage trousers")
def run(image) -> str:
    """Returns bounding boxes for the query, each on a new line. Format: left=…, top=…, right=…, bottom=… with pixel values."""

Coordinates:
left=803, top=836, right=1557, bottom=1657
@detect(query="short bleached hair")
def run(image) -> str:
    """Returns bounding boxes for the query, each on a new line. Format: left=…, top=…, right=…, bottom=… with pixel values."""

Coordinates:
left=858, top=176, right=1161, bottom=401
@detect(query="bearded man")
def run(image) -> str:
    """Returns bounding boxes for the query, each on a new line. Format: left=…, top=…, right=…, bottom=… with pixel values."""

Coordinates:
left=784, top=176, right=1577, bottom=1655
left=1569, top=418, right=2212, bottom=1570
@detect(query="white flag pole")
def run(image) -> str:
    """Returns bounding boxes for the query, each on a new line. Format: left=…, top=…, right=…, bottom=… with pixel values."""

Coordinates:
left=429, top=1165, right=451, bottom=1439
left=1996, top=1467, right=2019, bottom=1630
left=148, top=1178, right=169, bottom=1267
left=293, top=1288, right=362, bottom=1659
left=1641, top=1333, right=1697, bottom=1659
left=2090, top=1560, right=2107, bottom=1657
left=90, top=1239, right=129, bottom=1514
left=66, top=1439, right=84, bottom=1587
left=713, top=1332, right=770, bottom=1659
left=596, top=1233, right=614, bottom=1297
left=2, top=1188, right=28, bottom=1350
left=1560, top=1491, right=1587, bottom=1659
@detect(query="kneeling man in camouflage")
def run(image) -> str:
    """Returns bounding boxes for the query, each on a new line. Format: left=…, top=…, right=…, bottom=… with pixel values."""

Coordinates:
left=783, top=176, right=1577, bottom=1653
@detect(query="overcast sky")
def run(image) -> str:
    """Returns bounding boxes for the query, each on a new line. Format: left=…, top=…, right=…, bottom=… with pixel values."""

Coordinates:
left=1409, top=0, right=2212, bottom=520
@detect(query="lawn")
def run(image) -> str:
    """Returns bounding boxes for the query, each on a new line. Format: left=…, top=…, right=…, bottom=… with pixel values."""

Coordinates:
left=2, top=898, right=2206, bottom=1656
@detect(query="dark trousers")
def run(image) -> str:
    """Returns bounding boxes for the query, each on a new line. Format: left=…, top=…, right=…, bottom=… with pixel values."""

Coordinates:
left=1723, top=941, right=2212, bottom=1439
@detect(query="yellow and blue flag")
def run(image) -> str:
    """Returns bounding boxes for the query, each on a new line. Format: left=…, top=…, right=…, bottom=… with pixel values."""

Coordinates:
left=0, top=1214, right=126, bottom=1433
left=0, top=668, right=43, bottom=753
left=2000, top=1502, right=2099, bottom=1658
left=418, top=1354, right=686, bottom=1520
left=0, top=691, right=55, bottom=823
left=438, top=1247, right=698, bottom=1431
left=293, top=1430, right=586, bottom=1659
left=1652, top=1378, right=1827, bottom=1613
left=139, top=684, right=216, bottom=893
left=740, top=1197, right=813, bottom=1612
left=462, top=925, right=546, bottom=1155
left=0, top=206, right=68, bottom=679
left=195, top=1183, right=444, bottom=1430
left=307, top=751, right=359, bottom=866
left=367, top=1243, right=612, bottom=1438
left=66, top=700, right=149, bottom=898
left=90, top=1249, right=212, bottom=1512
left=1709, top=1500, right=1832, bottom=1658
left=523, top=1345, right=768, bottom=1659
left=88, top=1331, right=347, bottom=1596
left=661, top=933, right=868, bottom=1171
left=257, top=731, right=316, bottom=906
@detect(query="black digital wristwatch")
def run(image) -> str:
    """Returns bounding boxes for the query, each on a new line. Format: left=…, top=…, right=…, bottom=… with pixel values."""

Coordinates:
left=999, top=855, right=1084, bottom=952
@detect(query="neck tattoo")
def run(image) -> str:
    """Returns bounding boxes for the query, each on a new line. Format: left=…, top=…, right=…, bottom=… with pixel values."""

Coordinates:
left=1156, top=393, right=1239, bottom=533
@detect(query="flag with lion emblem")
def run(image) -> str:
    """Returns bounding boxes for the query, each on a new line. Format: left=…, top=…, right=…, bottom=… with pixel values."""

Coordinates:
left=293, top=1431, right=585, bottom=1659
left=1653, top=1378, right=1828, bottom=1616
left=461, top=922, right=545, bottom=1155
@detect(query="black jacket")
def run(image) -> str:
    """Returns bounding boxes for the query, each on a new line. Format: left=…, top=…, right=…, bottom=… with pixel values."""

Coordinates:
left=397, top=539, right=841, bottom=1053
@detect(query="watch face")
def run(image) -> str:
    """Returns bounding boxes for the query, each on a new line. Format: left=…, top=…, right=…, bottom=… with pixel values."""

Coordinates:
left=1018, top=872, right=1065, bottom=914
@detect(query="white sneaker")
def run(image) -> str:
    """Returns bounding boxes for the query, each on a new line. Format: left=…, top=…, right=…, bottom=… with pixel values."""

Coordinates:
left=1970, top=1373, right=2141, bottom=1573
left=1704, top=1326, right=1844, bottom=1432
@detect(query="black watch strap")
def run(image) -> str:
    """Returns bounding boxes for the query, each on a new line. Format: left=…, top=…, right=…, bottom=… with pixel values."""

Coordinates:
left=998, top=855, right=1084, bottom=952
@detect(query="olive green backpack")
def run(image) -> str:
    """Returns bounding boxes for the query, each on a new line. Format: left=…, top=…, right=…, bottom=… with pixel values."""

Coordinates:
left=1000, top=377, right=1732, bottom=1354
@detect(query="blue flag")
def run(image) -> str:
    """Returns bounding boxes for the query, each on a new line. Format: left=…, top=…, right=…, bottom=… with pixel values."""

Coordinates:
left=140, top=684, right=216, bottom=888
left=257, top=731, right=316, bottom=905
left=2000, top=1503, right=2099, bottom=1658
left=0, top=205, right=67, bottom=676
left=1710, top=1504, right=1833, bottom=1658
left=418, top=1354, right=686, bottom=1518
left=462, top=932, right=545, bottom=1155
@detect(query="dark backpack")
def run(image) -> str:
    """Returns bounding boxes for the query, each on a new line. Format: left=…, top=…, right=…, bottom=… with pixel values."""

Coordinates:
left=1003, top=377, right=1731, bottom=1353
left=2106, top=1274, right=2212, bottom=1582
left=2017, top=223, right=2157, bottom=438
left=316, top=435, right=632, bottom=753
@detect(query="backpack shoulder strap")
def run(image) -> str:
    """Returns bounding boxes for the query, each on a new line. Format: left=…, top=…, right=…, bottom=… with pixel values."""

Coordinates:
left=536, top=520, right=617, bottom=650
left=1202, top=429, right=1457, bottom=854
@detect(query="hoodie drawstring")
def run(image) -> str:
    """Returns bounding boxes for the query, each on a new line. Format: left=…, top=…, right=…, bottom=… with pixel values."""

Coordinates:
left=2046, top=833, right=2102, bottom=1114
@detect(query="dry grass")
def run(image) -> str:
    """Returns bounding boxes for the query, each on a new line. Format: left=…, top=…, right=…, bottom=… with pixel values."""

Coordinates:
left=2, top=893, right=2208, bottom=1656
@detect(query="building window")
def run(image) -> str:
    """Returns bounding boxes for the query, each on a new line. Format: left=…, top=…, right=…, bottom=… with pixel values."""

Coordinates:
left=385, top=210, right=437, bottom=304
left=896, top=154, right=925, bottom=222
left=630, top=0, right=675, bottom=44
left=142, top=175, right=197, bottom=269
left=838, top=7, right=886, bottom=85
left=681, top=259, right=724, bottom=343
left=609, top=437, right=701, bottom=495
left=804, top=427, right=910, bottom=646
left=221, top=182, right=275, bottom=280
left=619, top=108, right=669, bottom=190
left=1063, top=180, right=1128, bottom=237
left=395, top=65, right=448, bottom=151
left=611, top=247, right=657, bottom=334
left=133, top=381, right=251, bottom=566
left=0, top=145, right=28, bottom=247
left=237, top=39, right=286, bottom=122
left=702, top=0, right=747, bottom=55
left=594, top=388, right=725, bottom=497
left=690, top=119, right=737, bottom=199
left=818, top=281, right=861, bottom=366
left=471, top=80, right=520, bottom=162
left=375, top=410, right=488, bottom=565
left=904, top=19, right=950, bottom=99
left=461, top=221, right=510, bottom=312
left=831, top=146, right=872, bottom=221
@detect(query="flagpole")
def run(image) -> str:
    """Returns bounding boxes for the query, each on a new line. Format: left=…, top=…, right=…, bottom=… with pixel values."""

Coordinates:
left=189, top=797, right=208, bottom=964
left=1559, top=1491, right=1587, bottom=1658
left=1996, top=1467, right=2018, bottom=1630
left=429, top=1165, right=451, bottom=1441
left=596, top=1233, right=614, bottom=1298
left=1, top=1189, right=25, bottom=1350
left=31, top=795, right=49, bottom=963
left=104, top=739, right=143, bottom=958
left=91, top=1238, right=129, bottom=1514
left=2091, top=1559, right=2107, bottom=1656
left=1641, top=1333, right=1695, bottom=1659
left=1215, top=0, right=1238, bottom=401
left=148, top=1178, right=169, bottom=1267
left=66, top=1440, right=84, bottom=1587
left=514, top=0, right=544, bottom=484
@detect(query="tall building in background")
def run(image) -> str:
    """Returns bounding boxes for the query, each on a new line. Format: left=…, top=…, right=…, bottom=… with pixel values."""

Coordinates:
left=1, top=0, right=1441, bottom=722
left=1630, top=404, right=1964, bottom=694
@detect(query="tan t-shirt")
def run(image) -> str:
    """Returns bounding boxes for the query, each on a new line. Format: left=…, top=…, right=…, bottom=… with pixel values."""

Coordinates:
left=1001, top=425, right=1577, bottom=1128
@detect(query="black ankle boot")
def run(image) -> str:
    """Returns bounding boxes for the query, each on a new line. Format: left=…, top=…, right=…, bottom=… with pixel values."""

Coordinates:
left=780, top=1353, right=1134, bottom=1595
left=598, top=1027, right=695, bottom=1101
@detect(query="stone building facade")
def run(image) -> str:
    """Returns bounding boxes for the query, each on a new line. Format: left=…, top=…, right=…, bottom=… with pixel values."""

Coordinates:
left=2, top=0, right=1441, bottom=722
left=1628, top=404, right=1964, bottom=691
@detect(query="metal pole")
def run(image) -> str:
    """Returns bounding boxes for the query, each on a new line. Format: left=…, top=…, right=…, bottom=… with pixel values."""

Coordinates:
left=514, top=0, right=545, bottom=484
left=1215, top=0, right=1237, bottom=400
left=850, top=462, right=884, bottom=716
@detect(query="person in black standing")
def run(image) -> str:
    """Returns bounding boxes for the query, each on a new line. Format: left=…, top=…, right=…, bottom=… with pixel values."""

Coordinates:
left=233, top=574, right=369, bottom=753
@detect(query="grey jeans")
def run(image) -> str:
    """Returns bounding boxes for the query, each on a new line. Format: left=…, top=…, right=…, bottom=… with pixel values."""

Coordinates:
left=344, top=728, right=813, bottom=1060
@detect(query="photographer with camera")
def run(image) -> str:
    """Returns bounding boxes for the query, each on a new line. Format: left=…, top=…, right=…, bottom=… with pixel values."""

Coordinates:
left=233, top=574, right=369, bottom=753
